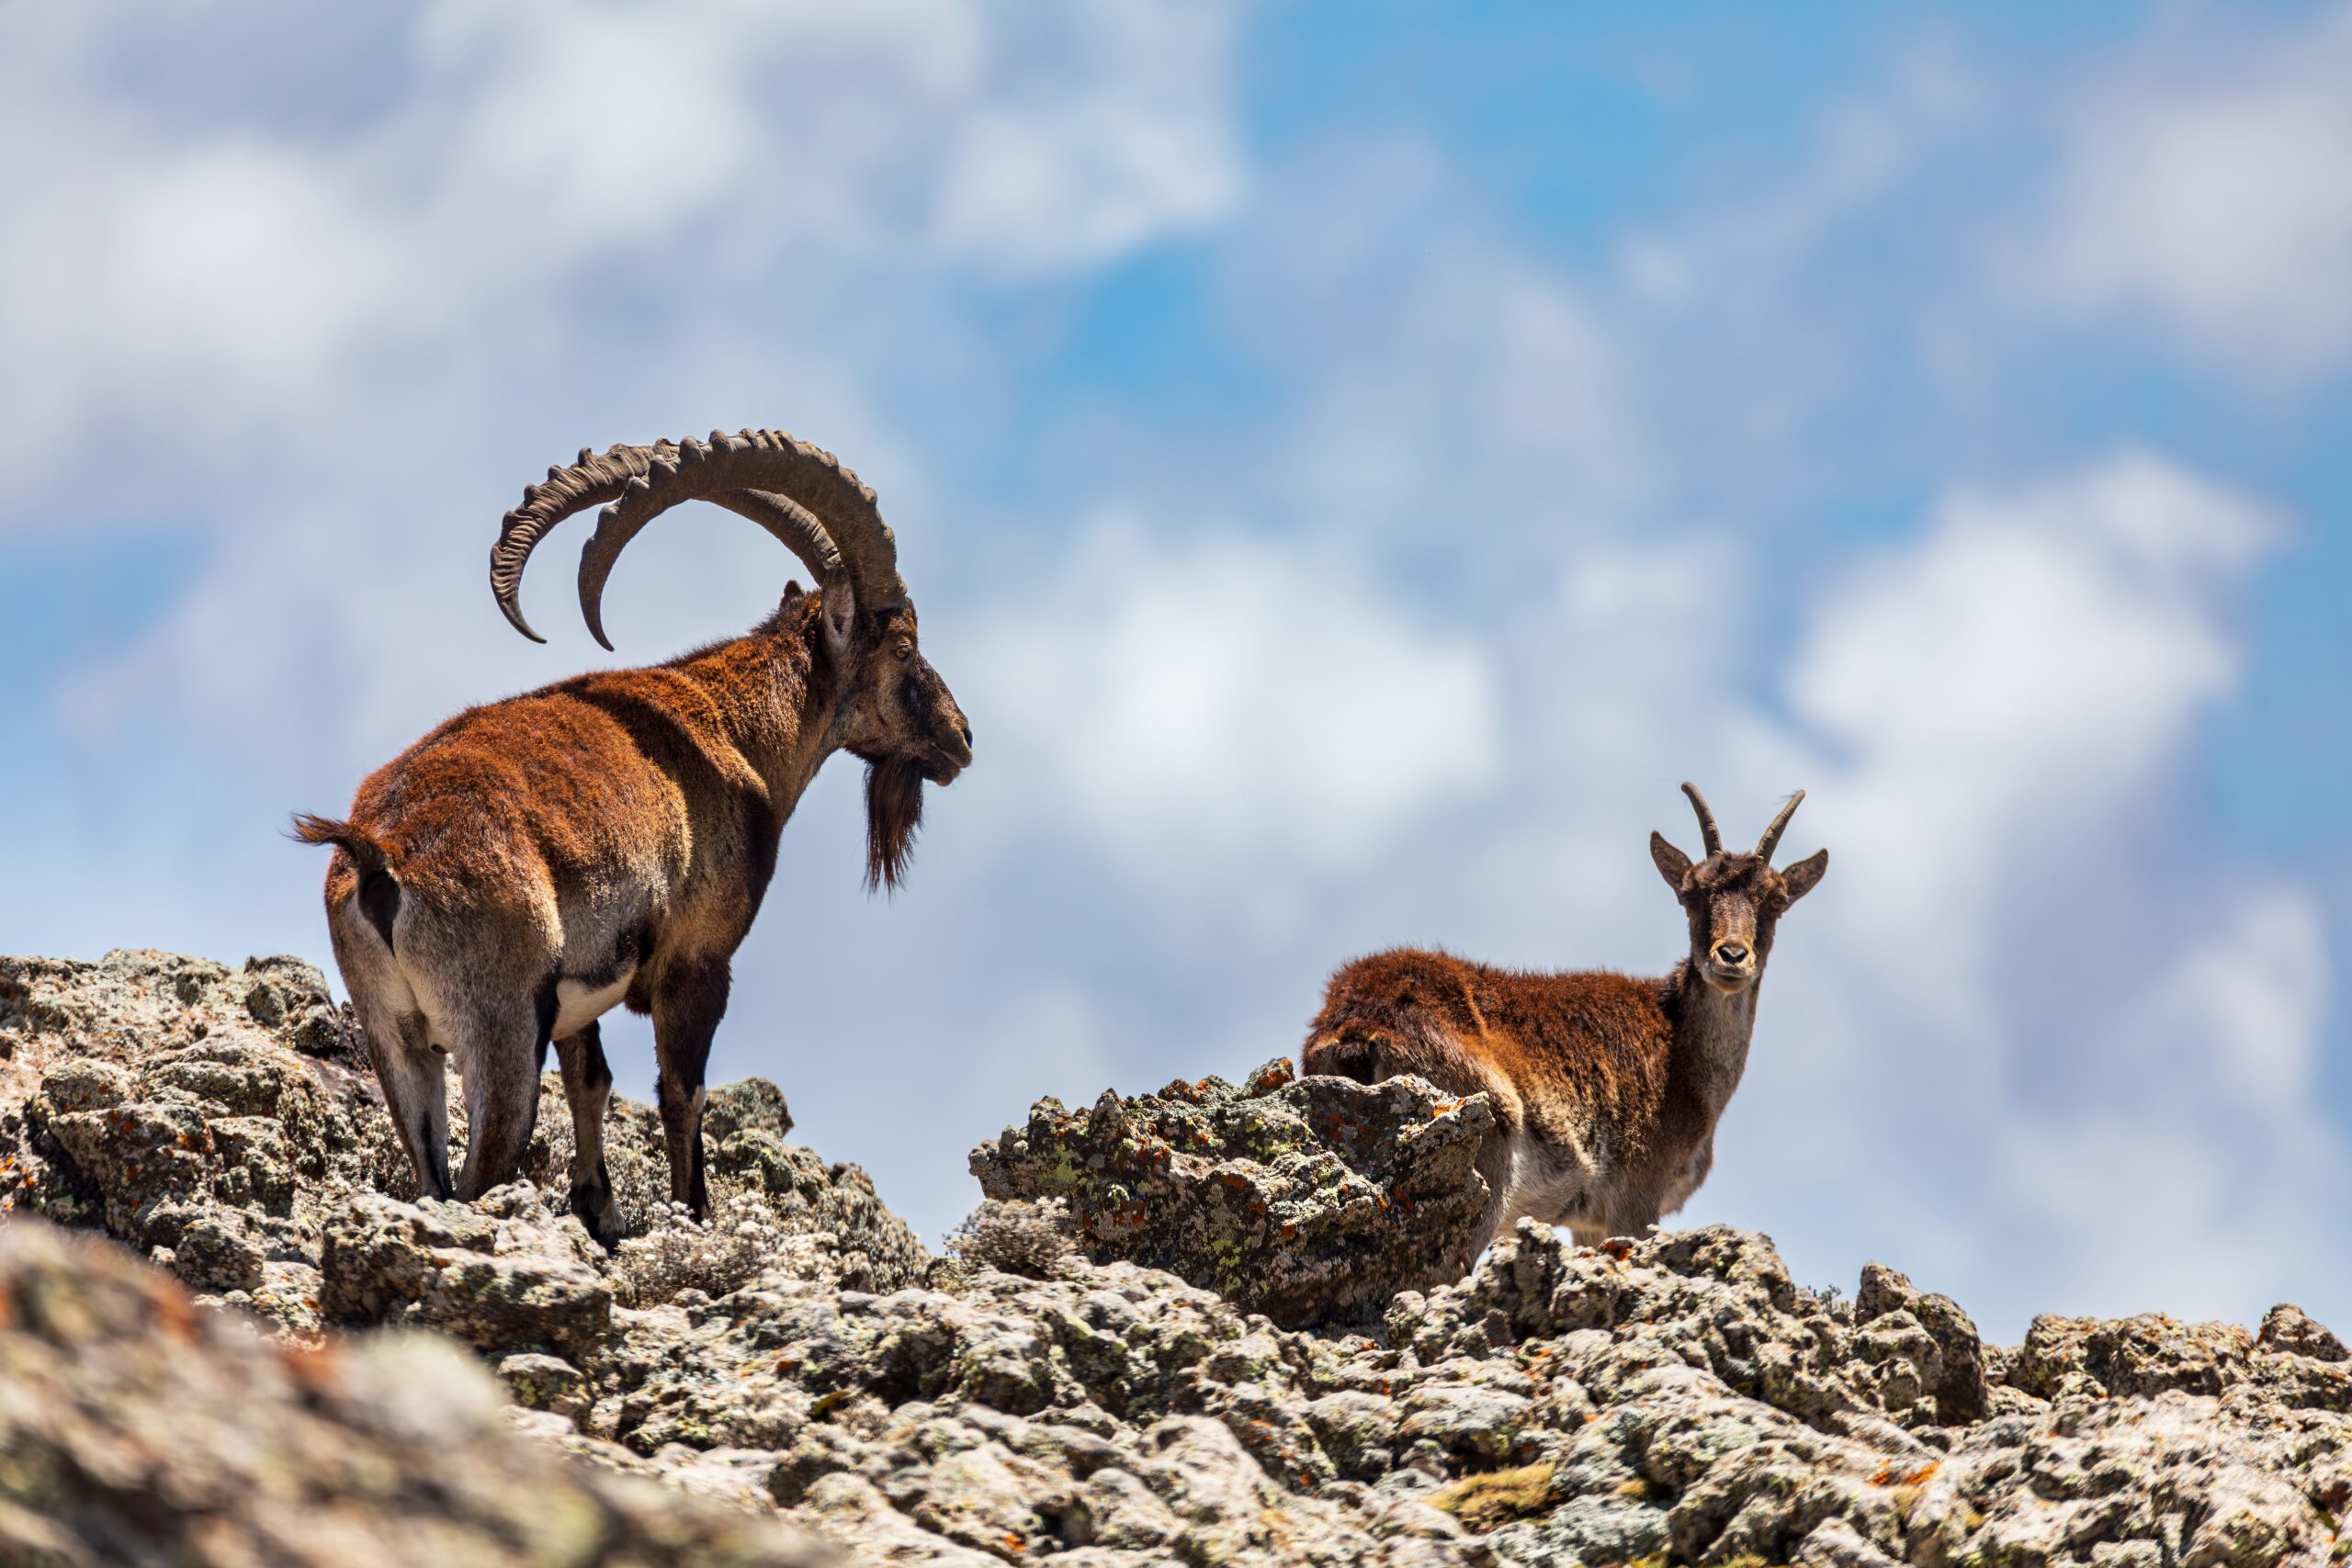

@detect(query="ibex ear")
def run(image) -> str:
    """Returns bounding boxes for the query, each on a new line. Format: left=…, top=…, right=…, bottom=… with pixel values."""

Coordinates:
left=1650, top=831, right=1693, bottom=892
left=1780, top=848, right=1828, bottom=903
left=820, top=578, right=857, bottom=660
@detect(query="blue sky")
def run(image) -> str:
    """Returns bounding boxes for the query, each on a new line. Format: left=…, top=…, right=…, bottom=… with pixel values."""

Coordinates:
left=4, top=2, right=2348, bottom=1337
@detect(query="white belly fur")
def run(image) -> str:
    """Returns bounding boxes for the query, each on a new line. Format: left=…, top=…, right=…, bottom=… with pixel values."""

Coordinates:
left=553, top=971, right=633, bottom=1039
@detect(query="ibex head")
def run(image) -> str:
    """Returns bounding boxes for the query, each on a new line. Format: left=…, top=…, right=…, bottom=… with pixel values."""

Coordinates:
left=1650, top=783, right=1828, bottom=995
left=488, top=428, right=972, bottom=891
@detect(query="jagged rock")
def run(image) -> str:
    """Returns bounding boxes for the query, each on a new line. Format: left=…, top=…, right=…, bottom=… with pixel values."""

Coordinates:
left=501, top=1351, right=592, bottom=1417
left=320, top=1182, right=613, bottom=1360
left=0, top=1218, right=839, bottom=1565
left=2261, top=1303, right=2349, bottom=1363
left=10, top=949, right=2352, bottom=1567
left=1854, top=1260, right=1988, bottom=1424
left=709, top=1122, right=927, bottom=1294
left=969, top=1057, right=1498, bottom=1327
left=0, top=950, right=924, bottom=1335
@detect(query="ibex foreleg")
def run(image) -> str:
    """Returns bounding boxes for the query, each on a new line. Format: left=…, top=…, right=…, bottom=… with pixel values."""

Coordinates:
left=554, top=1022, right=623, bottom=1247
left=652, top=960, right=729, bottom=1219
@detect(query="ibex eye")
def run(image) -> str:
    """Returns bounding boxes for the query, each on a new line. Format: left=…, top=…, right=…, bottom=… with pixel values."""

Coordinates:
left=894, top=641, right=913, bottom=661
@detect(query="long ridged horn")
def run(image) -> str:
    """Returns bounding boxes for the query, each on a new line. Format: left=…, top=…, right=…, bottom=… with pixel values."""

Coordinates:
left=1680, top=782, right=1724, bottom=858
left=489, top=428, right=906, bottom=649
left=1756, top=789, right=1805, bottom=863
left=491, top=445, right=654, bottom=643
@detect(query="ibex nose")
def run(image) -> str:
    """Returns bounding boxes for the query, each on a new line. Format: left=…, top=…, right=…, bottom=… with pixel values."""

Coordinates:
left=1713, top=942, right=1749, bottom=966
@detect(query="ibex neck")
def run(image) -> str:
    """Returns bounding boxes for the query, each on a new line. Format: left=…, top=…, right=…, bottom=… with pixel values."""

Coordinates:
left=676, top=623, right=841, bottom=820
left=1666, top=960, right=1758, bottom=1123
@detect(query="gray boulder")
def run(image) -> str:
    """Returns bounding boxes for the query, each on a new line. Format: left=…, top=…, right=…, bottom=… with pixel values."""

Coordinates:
left=970, top=1056, right=1498, bottom=1327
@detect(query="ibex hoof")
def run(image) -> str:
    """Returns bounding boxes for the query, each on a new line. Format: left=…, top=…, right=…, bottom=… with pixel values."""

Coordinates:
left=571, top=1180, right=624, bottom=1252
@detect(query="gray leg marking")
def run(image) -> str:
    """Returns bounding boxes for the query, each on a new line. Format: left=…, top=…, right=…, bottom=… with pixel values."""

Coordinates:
left=451, top=996, right=546, bottom=1202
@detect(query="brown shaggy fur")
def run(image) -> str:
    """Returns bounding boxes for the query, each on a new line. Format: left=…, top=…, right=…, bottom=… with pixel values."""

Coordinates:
left=297, top=583, right=970, bottom=1245
left=1306, top=786, right=1826, bottom=1252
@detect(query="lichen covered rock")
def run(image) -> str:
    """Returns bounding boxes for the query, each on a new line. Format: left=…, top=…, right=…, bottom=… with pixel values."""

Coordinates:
left=8, top=949, right=2352, bottom=1567
left=320, top=1182, right=613, bottom=1360
left=0, top=950, right=922, bottom=1335
left=969, top=1057, right=1498, bottom=1327
left=0, top=1218, right=839, bottom=1566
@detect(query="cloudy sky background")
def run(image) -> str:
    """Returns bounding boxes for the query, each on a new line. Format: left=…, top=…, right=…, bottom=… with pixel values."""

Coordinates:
left=5, top=1, right=2349, bottom=1337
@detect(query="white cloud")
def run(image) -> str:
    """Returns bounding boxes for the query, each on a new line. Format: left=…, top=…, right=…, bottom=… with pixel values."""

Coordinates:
left=1701, top=453, right=2338, bottom=1327
left=0, top=0, right=1245, bottom=521
left=964, top=519, right=1501, bottom=878
left=1784, top=454, right=2277, bottom=985
left=2038, top=4, right=2352, bottom=385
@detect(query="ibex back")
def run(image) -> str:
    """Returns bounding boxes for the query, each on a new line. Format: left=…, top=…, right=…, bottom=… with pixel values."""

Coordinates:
left=1306, top=784, right=1826, bottom=1254
left=294, top=430, right=971, bottom=1246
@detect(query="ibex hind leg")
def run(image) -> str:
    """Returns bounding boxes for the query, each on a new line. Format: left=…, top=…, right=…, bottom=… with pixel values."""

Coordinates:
left=325, top=902, right=452, bottom=1199
left=554, top=1021, right=624, bottom=1248
left=651, top=960, right=729, bottom=1220
left=359, top=999, right=451, bottom=1200
left=448, top=986, right=553, bottom=1202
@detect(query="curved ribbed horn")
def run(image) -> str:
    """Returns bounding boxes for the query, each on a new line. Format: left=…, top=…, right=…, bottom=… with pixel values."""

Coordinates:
left=1680, top=782, right=1723, bottom=858
left=491, top=445, right=655, bottom=643
left=1755, top=790, right=1805, bottom=863
left=578, top=476, right=844, bottom=651
left=488, top=428, right=905, bottom=649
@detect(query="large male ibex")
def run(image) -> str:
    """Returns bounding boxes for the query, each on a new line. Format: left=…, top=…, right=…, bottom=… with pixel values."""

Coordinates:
left=295, top=430, right=971, bottom=1245
left=1306, top=784, right=1826, bottom=1254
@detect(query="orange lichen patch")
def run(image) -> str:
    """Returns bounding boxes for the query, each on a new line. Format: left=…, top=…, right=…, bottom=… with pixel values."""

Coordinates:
left=1244, top=1059, right=1296, bottom=1095
left=1871, top=1461, right=1941, bottom=1487
left=1601, top=1238, right=1634, bottom=1261
left=1001, top=1534, right=1025, bottom=1553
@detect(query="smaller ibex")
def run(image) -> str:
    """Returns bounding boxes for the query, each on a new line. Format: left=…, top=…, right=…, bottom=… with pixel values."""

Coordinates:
left=1304, top=784, right=1826, bottom=1252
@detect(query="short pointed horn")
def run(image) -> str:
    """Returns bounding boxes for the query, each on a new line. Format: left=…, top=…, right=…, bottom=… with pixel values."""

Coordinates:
left=1756, top=789, right=1805, bottom=863
left=1680, top=782, right=1723, bottom=858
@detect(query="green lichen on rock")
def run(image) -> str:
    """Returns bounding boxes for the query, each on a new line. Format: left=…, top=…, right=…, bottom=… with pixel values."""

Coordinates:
left=969, top=1055, right=1498, bottom=1327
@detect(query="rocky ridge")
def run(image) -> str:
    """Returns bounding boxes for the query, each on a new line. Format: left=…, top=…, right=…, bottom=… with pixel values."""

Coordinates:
left=5, top=949, right=2350, bottom=1567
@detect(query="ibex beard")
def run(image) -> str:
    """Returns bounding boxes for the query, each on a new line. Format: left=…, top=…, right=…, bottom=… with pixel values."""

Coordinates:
left=864, top=755, right=928, bottom=894
left=296, top=429, right=971, bottom=1248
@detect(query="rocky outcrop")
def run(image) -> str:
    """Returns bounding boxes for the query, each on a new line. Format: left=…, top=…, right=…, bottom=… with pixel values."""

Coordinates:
left=7, top=949, right=2352, bottom=1567
left=969, top=1058, right=1498, bottom=1327
left=0, top=950, right=922, bottom=1338
left=0, top=1217, right=839, bottom=1566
